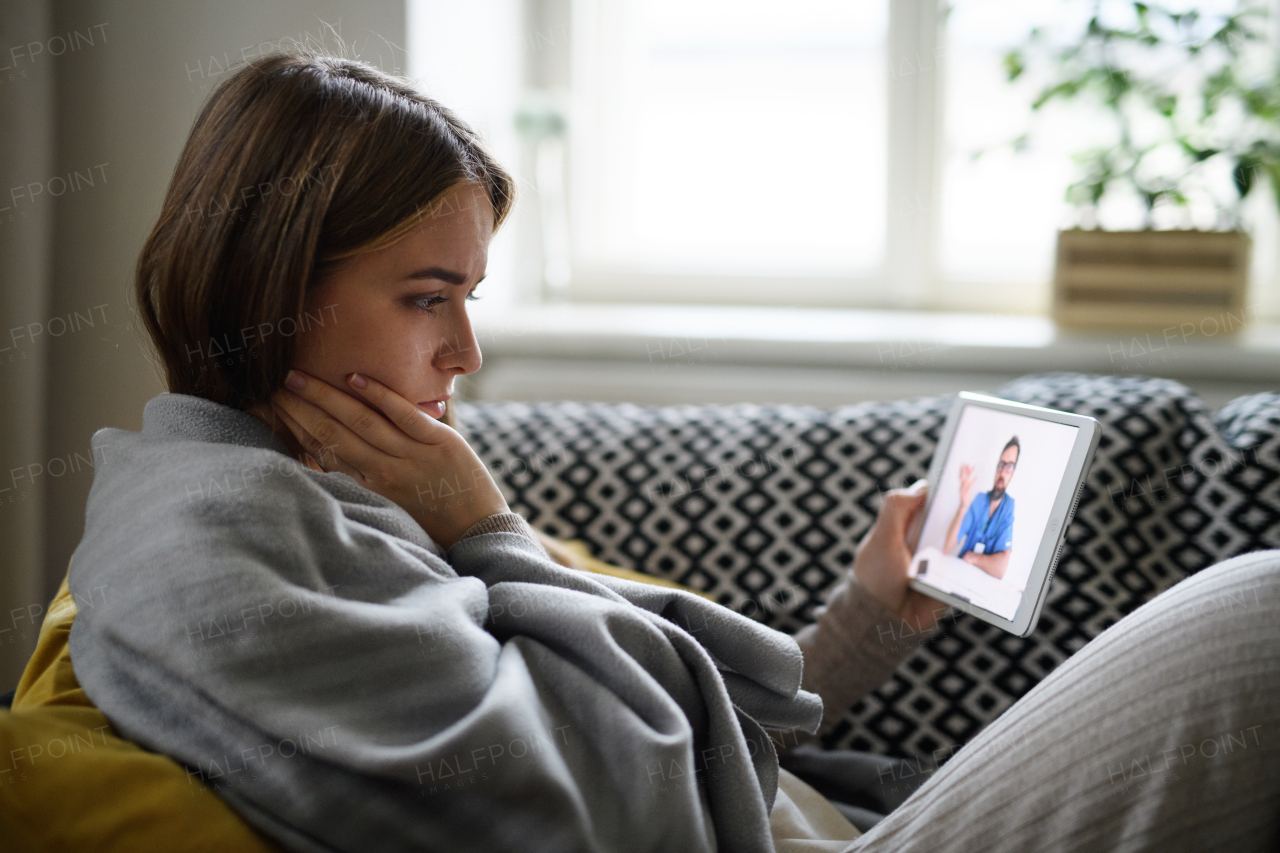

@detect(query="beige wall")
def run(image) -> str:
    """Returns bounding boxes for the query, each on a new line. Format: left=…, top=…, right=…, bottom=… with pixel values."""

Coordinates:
left=0, top=0, right=55, bottom=688
left=0, top=0, right=405, bottom=687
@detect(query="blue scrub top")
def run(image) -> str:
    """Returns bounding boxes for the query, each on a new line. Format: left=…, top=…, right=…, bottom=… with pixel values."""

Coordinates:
left=957, top=490, right=1015, bottom=557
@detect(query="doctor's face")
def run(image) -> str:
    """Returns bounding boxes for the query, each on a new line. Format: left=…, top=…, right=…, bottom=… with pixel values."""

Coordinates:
left=993, top=446, right=1019, bottom=492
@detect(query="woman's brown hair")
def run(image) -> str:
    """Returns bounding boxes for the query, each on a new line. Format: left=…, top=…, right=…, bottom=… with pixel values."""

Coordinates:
left=134, top=51, right=515, bottom=427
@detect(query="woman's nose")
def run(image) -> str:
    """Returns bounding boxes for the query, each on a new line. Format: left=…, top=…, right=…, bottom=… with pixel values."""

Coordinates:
left=433, top=314, right=482, bottom=376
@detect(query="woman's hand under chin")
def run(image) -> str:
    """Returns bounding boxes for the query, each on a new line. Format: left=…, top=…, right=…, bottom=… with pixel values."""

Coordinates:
left=268, top=369, right=510, bottom=549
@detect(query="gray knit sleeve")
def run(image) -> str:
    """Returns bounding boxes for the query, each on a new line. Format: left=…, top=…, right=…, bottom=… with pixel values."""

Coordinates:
left=793, top=572, right=937, bottom=736
left=456, top=511, right=551, bottom=558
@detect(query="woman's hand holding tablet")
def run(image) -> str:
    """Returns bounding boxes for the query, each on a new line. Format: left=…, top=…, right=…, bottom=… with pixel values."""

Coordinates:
left=851, top=480, right=948, bottom=634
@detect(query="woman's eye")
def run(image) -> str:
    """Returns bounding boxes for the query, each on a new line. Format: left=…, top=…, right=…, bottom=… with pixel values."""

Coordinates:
left=413, top=295, right=448, bottom=312
left=412, top=290, right=479, bottom=312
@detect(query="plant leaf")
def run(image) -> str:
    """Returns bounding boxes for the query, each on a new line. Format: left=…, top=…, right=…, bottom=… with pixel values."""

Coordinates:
left=1234, top=157, right=1257, bottom=198
left=1002, top=50, right=1025, bottom=82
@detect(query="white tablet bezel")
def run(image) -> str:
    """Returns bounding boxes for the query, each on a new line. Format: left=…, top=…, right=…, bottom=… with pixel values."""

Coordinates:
left=907, top=392, right=1101, bottom=638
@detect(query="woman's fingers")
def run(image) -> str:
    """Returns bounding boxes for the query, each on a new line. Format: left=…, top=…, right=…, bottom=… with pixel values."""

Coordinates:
left=266, top=370, right=507, bottom=549
left=272, top=387, right=386, bottom=477
left=858, top=482, right=928, bottom=551
left=902, top=481, right=929, bottom=550
left=879, top=488, right=928, bottom=544
left=344, top=372, right=451, bottom=445
left=280, top=370, right=414, bottom=459
left=270, top=401, right=367, bottom=481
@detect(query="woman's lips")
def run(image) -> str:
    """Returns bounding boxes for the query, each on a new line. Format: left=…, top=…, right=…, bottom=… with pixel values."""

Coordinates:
left=417, top=398, right=449, bottom=419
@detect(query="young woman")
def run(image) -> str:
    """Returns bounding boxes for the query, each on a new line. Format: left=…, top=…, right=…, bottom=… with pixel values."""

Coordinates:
left=67, top=52, right=1278, bottom=853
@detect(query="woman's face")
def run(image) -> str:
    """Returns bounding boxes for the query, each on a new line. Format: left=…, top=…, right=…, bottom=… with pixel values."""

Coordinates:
left=291, top=182, right=493, bottom=420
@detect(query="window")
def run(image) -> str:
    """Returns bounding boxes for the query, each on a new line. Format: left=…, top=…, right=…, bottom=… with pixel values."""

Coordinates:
left=938, top=0, right=1106, bottom=313
left=569, top=0, right=1044, bottom=310
left=570, top=0, right=886, bottom=306
left=410, top=0, right=1279, bottom=317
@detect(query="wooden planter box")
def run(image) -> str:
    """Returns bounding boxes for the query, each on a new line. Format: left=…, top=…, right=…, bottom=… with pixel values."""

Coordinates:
left=1052, top=229, right=1250, bottom=334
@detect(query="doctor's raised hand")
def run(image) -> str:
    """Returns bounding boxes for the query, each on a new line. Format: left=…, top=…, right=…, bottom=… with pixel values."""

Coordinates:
left=958, top=461, right=977, bottom=507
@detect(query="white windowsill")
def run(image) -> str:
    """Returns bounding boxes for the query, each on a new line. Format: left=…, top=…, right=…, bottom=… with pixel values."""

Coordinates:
left=471, top=302, right=1280, bottom=380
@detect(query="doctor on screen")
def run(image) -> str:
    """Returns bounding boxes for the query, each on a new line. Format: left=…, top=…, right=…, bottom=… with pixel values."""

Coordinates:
left=943, top=436, right=1019, bottom=579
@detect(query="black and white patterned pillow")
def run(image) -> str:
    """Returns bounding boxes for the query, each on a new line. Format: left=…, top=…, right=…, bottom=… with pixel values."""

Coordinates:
left=457, top=373, right=1280, bottom=760
left=1207, top=391, right=1280, bottom=556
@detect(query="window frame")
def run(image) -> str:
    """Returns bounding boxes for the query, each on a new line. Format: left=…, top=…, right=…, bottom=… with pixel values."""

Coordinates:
left=555, top=0, right=969, bottom=310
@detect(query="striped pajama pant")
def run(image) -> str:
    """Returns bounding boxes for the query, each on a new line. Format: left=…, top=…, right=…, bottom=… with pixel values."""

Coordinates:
left=845, top=549, right=1280, bottom=852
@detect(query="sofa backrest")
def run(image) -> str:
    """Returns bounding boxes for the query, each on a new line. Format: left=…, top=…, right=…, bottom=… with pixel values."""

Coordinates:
left=458, top=373, right=1280, bottom=760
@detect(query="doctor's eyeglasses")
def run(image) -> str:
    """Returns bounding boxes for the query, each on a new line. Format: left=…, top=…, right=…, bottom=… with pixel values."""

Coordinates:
left=996, top=459, right=1017, bottom=472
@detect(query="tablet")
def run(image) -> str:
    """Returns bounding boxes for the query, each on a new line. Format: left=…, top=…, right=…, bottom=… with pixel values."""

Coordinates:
left=907, top=392, right=1100, bottom=637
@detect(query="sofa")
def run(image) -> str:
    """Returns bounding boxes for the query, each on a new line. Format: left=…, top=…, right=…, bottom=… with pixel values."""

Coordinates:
left=458, top=372, right=1280, bottom=761
left=6, top=376, right=1278, bottom=759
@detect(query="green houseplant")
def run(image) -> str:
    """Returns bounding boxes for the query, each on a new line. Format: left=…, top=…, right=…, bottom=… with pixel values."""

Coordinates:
left=1004, top=1, right=1280, bottom=332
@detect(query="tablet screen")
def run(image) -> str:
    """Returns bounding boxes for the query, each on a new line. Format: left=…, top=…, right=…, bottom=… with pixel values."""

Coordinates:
left=909, top=404, right=1079, bottom=621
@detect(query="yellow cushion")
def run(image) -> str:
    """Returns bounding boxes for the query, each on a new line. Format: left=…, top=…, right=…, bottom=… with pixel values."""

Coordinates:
left=1, top=575, right=281, bottom=853
left=1, top=537, right=705, bottom=851
left=534, top=531, right=715, bottom=600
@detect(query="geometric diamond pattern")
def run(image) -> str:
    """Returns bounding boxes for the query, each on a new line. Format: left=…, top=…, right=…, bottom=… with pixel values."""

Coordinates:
left=457, top=375, right=1280, bottom=760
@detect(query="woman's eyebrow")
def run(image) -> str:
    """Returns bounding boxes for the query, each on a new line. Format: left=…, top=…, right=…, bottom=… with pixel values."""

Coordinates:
left=405, top=266, right=469, bottom=284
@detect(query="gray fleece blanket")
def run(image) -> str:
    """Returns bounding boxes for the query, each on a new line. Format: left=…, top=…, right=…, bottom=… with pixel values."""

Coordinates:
left=67, top=393, right=823, bottom=853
